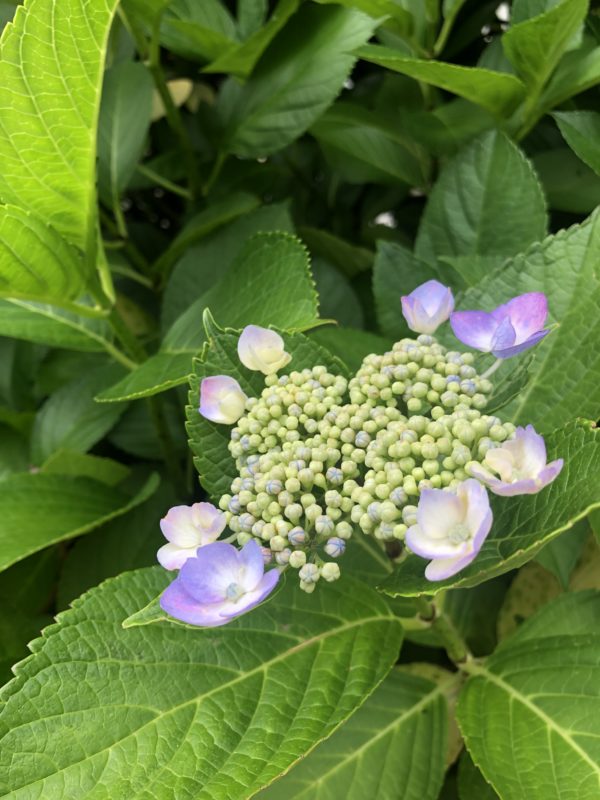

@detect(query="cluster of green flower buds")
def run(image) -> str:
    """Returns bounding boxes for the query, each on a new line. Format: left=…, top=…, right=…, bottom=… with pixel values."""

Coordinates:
left=219, top=335, right=513, bottom=592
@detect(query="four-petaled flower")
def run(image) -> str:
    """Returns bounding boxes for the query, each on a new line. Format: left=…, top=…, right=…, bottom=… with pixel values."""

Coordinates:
left=468, top=425, right=563, bottom=496
left=401, top=280, right=454, bottom=335
left=160, top=539, right=280, bottom=627
left=199, top=375, right=248, bottom=424
left=450, top=292, right=549, bottom=358
left=238, top=325, right=291, bottom=375
left=406, top=479, right=492, bottom=581
left=157, top=502, right=226, bottom=570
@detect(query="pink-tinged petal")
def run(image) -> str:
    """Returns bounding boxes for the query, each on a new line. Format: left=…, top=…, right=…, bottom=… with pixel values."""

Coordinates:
left=460, top=480, right=492, bottom=538
left=500, top=292, right=548, bottom=342
left=515, top=425, right=547, bottom=474
left=159, top=580, right=231, bottom=627
left=491, top=328, right=549, bottom=358
left=490, top=316, right=516, bottom=354
left=192, top=502, right=226, bottom=543
left=416, top=488, right=464, bottom=539
left=402, top=281, right=454, bottom=334
left=238, top=325, right=291, bottom=375
left=471, top=508, right=493, bottom=551
left=160, top=505, right=203, bottom=547
left=537, top=458, right=564, bottom=488
left=425, top=550, right=478, bottom=581
left=219, top=569, right=279, bottom=619
left=485, top=477, right=540, bottom=496
left=157, top=543, right=198, bottom=570
left=237, top=538, right=265, bottom=591
left=406, top=526, right=467, bottom=559
left=468, top=462, right=497, bottom=484
left=179, top=541, right=241, bottom=603
left=199, top=375, right=247, bottom=424
left=450, top=310, right=498, bottom=352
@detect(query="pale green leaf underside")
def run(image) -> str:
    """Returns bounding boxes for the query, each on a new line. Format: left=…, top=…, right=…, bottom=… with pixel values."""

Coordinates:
left=257, top=669, right=450, bottom=800
left=380, top=421, right=600, bottom=595
left=97, top=232, right=320, bottom=402
left=0, top=568, right=403, bottom=799
left=414, top=130, right=547, bottom=286
left=457, top=210, right=600, bottom=431
left=355, top=46, right=526, bottom=117
left=0, top=472, right=158, bottom=573
left=458, top=591, right=600, bottom=800
left=0, top=0, right=120, bottom=249
left=553, top=110, right=600, bottom=176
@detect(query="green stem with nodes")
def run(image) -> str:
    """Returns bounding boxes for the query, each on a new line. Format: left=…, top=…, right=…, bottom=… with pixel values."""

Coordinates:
left=136, top=163, right=192, bottom=200
left=414, top=595, right=472, bottom=666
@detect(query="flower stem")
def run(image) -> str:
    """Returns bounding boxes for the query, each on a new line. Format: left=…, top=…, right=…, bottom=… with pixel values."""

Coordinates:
left=481, top=357, right=503, bottom=380
left=414, top=595, right=472, bottom=665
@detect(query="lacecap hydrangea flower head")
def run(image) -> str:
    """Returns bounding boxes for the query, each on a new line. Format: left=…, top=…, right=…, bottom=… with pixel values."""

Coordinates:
left=157, top=291, right=561, bottom=627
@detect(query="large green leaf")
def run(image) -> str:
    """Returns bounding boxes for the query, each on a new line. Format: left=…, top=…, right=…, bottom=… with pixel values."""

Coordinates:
left=0, top=0, right=120, bottom=251
left=379, top=421, right=600, bottom=595
left=458, top=752, right=499, bottom=800
left=0, top=299, right=114, bottom=352
left=0, top=471, right=159, bottom=573
left=30, top=363, right=127, bottom=464
left=257, top=669, right=451, bottom=800
left=219, top=4, right=376, bottom=157
left=533, top=148, right=600, bottom=213
left=187, top=314, right=346, bottom=500
left=0, top=205, right=87, bottom=303
left=310, top=103, right=427, bottom=187
left=541, top=35, right=600, bottom=108
left=454, top=210, right=600, bottom=430
left=97, top=232, right=320, bottom=402
left=355, top=46, right=526, bottom=117
left=159, top=0, right=237, bottom=61
left=97, top=61, right=154, bottom=208
left=553, top=110, right=600, bottom=176
left=204, top=0, right=299, bottom=79
left=372, top=241, right=441, bottom=338
left=502, top=0, right=589, bottom=91
left=0, top=567, right=403, bottom=799
left=414, top=131, right=547, bottom=286
left=458, top=591, right=600, bottom=800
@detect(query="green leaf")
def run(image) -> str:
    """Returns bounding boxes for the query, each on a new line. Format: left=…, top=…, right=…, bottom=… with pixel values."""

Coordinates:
left=454, top=210, right=600, bottom=430
left=0, top=0, right=120, bottom=251
left=458, top=751, right=499, bottom=800
left=0, top=471, right=159, bottom=573
left=152, top=192, right=261, bottom=278
left=311, top=103, right=427, bottom=186
left=0, top=205, right=87, bottom=303
left=57, top=480, right=176, bottom=609
left=187, top=314, right=346, bottom=500
left=483, top=353, right=535, bottom=415
left=415, top=131, right=547, bottom=286
left=443, top=576, right=511, bottom=657
left=204, top=0, right=300, bottom=79
left=40, top=450, right=131, bottom=487
left=98, top=232, right=320, bottom=402
left=256, top=669, right=451, bottom=800
left=553, top=110, right=600, bottom=176
left=541, top=35, right=600, bottom=108
left=312, top=259, right=364, bottom=329
left=97, top=61, right=154, bottom=208
left=355, top=46, right=526, bottom=117
left=458, top=591, right=600, bottom=800
left=533, top=148, right=600, bottom=213
left=373, top=241, right=441, bottom=338
left=0, top=424, right=29, bottom=480
left=535, top=518, right=590, bottom=588
left=502, top=0, right=589, bottom=91
left=379, top=421, right=600, bottom=595
left=220, top=4, right=376, bottom=157
left=159, top=0, right=238, bottom=61
left=0, top=567, right=403, bottom=798
left=0, top=299, right=114, bottom=352
left=108, top=399, right=187, bottom=460
left=310, top=327, right=393, bottom=374
left=0, top=604, right=50, bottom=687
left=298, top=226, right=373, bottom=278
left=31, top=363, right=127, bottom=464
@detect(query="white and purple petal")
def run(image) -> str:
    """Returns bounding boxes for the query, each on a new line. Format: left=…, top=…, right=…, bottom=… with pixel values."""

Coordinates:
left=238, top=325, right=291, bottom=375
left=178, top=541, right=242, bottom=603
left=401, top=280, right=454, bottom=334
left=157, top=542, right=199, bottom=571
left=199, top=375, right=247, bottom=424
left=449, top=310, right=499, bottom=352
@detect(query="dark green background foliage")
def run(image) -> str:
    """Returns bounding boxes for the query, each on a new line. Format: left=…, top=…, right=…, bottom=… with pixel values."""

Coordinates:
left=0, top=0, right=599, bottom=798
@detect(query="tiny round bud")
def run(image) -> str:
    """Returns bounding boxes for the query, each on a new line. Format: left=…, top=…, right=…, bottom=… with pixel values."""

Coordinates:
left=324, top=537, right=346, bottom=558
left=270, top=535, right=286, bottom=552
left=299, top=579, right=316, bottom=593
left=237, top=532, right=252, bottom=546
left=261, top=547, right=273, bottom=565
left=336, top=521, right=353, bottom=539
left=276, top=548, right=292, bottom=565
left=289, top=550, right=307, bottom=568
left=288, top=526, right=307, bottom=546
left=321, top=562, right=341, bottom=582
left=299, top=563, right=320, bottom=583
left=315, top=515, right=335, bottom=535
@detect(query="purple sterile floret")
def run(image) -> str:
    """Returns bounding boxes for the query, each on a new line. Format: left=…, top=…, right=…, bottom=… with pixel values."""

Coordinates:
left=450, top=292, right=549, bottom=358
left=401, top=280, right=454, bottom=335
left=469, top=424, right=564, bottom=496
left=405, top=479, right=492, bottom=581
left=199, top=375, right=248, bottom=425
left=160, top=539, right=279, bottom=627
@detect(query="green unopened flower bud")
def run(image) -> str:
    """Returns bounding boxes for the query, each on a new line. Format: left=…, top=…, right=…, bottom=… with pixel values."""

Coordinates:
left=393, top=523, right=407, bottom=540
left=237, top=532, right=252, bottom=546
left=305, top=504, right=323, bottom=523
left=276, top=548, right=292, bottom=565
left=289, top=550, right=307, bottom=568
left=270, top=535, right=286, bottom=552
left=321, top=562, right=341, bottom=582
left=299, top=579, right=316, bottom=593
left=336, top=521, right=353, bottom=539
left=315, top=515, right=335, bottom=535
